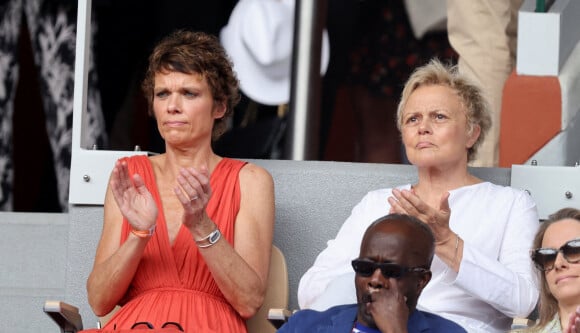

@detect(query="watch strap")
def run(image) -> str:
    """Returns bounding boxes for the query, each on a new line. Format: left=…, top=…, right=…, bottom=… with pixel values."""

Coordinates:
left=195, top=228, right=221, bottom=248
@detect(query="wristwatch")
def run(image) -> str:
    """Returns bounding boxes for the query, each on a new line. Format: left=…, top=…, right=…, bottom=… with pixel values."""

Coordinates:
left=195, top=228, right=221, bottom=248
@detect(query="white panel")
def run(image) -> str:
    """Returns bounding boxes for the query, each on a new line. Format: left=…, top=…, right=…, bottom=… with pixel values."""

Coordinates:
left=511, top=164, right=580, bottom=219
left=70, top=0, right=149, bottom=205
left=517, top=1, right=560, bottom=76
left=517, top=0, right=580, bottom=76
left=69, top=149, right=146, bottom=205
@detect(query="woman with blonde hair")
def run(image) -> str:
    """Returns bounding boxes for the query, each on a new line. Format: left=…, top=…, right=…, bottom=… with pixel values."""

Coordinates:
left=528, top=208, right=580, bottom=333
left=298, top=58, right=540, bottom=333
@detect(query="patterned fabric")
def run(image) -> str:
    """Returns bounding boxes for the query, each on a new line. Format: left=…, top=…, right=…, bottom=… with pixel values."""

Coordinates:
left=0, top=0, right=107, bottom=211
left=348, top=1, right=456, bottom=98
left=93, top=155, right=248, bottom=333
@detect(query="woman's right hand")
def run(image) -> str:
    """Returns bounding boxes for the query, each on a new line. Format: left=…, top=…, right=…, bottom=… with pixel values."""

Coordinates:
left=388, top=189, right=453, bottom=245
left=566, top=306, right=580, bottom=333
left=388, top=189, right=462, bottom=271
left=109, top=160, right=158, bottom=231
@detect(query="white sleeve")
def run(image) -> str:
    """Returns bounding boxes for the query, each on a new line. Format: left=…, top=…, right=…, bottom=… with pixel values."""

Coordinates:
left=446, top=189, right=540, bottom=317
left=297, top=190, right=391, bottom=309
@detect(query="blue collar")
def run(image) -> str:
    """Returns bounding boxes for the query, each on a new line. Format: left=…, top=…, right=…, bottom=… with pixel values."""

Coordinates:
left=352, top=321, right=381, bottom=333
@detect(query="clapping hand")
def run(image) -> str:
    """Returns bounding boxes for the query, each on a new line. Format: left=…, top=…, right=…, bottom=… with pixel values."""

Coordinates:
left=110, top=160, right=158, bottom=231
left=566, top=306, right=580, bottom=333
left=174, top=165, right=212, bottom=229
left=388, top=189, right=454, bottom=245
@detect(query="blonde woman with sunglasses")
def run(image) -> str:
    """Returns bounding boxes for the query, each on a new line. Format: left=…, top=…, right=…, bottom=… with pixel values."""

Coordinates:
left=528, top=208, right=580, bottom=333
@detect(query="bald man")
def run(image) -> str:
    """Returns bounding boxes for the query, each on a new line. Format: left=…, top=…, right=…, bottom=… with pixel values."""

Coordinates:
left=278, top=214, right=466, bottom=333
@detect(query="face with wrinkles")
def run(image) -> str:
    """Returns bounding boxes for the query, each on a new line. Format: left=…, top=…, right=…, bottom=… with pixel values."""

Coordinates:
left=153, top=71, right=225, bottom=148
left=400, top=85, right=480, bottom=169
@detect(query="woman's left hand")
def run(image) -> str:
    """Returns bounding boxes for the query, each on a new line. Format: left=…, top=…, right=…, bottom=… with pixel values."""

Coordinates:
left=174, top=166, right=213, bottom=229
left=388, top=189, right=454, bottom=245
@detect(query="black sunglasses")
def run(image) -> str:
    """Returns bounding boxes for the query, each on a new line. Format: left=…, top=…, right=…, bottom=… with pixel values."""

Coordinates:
left=531, top=238, right=580, bottom=272
left=351, top=259, right=429, bottom=279
left=130, top=321, right=184, bottom=331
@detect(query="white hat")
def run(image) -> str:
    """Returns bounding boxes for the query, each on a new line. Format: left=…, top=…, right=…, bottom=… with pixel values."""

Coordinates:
left=220, top=0, right=330, bottom=106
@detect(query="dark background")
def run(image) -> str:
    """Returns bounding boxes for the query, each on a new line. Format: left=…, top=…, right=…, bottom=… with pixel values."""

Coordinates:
left=12, top=0, right=455, bottom=212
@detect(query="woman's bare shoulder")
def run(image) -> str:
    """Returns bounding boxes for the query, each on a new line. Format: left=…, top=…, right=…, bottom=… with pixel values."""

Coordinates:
left=240, top=162, right=273, bottom=182
left=237, top=162, right=274, bottom=198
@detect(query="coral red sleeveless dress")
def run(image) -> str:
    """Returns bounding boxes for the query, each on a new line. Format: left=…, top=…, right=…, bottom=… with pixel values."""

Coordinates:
left=99, top=155, right=248, bottom=332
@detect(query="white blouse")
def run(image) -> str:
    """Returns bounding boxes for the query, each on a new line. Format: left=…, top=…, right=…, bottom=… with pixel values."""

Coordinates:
left=298, top=182, right=540, bottom=333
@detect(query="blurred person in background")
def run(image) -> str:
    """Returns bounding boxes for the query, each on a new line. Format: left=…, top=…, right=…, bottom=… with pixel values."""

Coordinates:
left=446, top=0, right=523, bottom=166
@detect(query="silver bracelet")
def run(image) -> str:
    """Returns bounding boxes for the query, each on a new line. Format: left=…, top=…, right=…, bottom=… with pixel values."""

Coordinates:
left=195, top=228, right=221, bottom=248
left=452, top=233, right=460, bottom=264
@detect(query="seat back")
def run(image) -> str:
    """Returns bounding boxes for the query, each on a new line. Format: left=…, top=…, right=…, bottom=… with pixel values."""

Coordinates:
left=246, top=245, right=289, bottom=333
left=98, top=305, right=120, bottom=328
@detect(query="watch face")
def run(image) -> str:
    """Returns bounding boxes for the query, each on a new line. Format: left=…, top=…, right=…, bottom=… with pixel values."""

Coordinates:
left=209, top=230, right=221, bottom=243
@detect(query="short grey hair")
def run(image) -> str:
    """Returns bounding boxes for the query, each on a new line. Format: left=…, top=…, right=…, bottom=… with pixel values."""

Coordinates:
left=396, top=58, right=492, bottom=162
